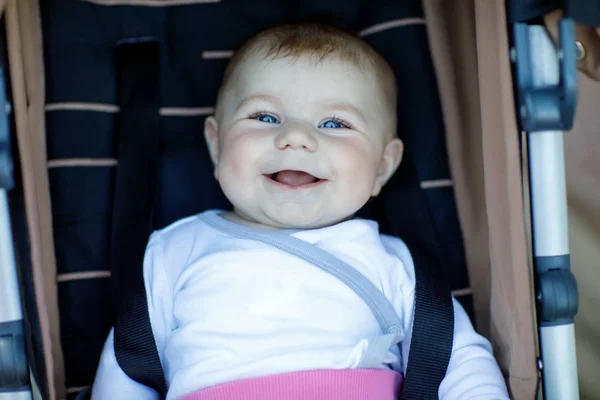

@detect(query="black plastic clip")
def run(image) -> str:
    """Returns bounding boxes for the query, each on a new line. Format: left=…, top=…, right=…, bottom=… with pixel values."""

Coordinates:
left=512, top=18, right=578, bottom=132
left=535, top=255, right=579, bottom=326
left=0, top=320, right=29, bottom=391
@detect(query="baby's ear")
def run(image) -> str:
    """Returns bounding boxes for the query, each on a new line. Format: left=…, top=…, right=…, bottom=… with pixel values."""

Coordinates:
left=371, top=138, right=403, bottom=197
left=204, top=116, right=220, bottom=179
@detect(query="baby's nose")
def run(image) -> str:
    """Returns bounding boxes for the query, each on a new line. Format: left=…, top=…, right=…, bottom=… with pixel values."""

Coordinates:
left=274, top=122, right=318, bottom=152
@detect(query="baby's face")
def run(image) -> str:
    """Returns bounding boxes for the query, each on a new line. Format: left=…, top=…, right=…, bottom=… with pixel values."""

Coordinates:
left=205, top=54, right=402, bottom=229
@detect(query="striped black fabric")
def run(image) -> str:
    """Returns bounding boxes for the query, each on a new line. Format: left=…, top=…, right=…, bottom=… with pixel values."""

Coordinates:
left=40, top=0, right=471, bottom=395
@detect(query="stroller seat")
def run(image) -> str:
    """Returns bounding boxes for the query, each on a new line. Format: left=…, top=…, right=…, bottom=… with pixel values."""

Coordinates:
left=41, top=2, right=472, bottom=397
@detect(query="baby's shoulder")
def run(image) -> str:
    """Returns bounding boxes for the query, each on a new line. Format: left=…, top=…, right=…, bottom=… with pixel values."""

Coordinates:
left=147, top=210, right=226, bottom=256
left=378, top=233, right=416, bottom=283
left=326, top=219, right=416, bottom=284
left=378, top=233, right=410, bottom=257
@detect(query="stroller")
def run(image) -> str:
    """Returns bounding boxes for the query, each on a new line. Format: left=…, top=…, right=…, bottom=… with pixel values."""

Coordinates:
left=0, top=0, right=591, bottom=398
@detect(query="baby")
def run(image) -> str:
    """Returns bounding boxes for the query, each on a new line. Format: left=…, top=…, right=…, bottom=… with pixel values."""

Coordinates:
left=92, top=24, right=510, bottom=399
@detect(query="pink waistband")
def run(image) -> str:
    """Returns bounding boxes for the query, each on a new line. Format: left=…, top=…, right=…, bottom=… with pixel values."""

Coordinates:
left=181, top=369, right=403, bottom=400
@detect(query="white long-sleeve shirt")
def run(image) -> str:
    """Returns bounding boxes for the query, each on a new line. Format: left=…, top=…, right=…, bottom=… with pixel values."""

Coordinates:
left=92, top=209, right=509, bottom=400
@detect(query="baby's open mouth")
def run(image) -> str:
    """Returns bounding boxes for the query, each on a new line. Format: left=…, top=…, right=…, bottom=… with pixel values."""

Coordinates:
left=266, top=170, right=324, bottom=187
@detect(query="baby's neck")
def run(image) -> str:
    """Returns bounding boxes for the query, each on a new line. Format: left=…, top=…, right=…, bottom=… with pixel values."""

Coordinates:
left=220, top=211, right=282, bottom=231
left=220, top=210, right=356, bottom=231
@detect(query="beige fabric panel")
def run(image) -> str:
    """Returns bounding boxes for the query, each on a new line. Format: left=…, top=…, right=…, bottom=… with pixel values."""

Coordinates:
left=564, top=73, right=600, bottom=400
left=422, top=0, right=492, bottom=337
left=473, top=2, right=539, bottom=399
left=5, top=0, right=66, bottom=399
left=423, top=0, right=540, bottom=398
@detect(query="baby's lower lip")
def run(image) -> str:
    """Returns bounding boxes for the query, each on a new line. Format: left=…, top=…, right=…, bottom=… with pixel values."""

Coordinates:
left=263, top=174, right=327, bottom=189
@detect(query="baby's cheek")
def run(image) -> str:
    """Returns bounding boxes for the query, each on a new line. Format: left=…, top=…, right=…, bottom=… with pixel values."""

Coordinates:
left=339, top=147, right=378, bottom=182
left=352, top=159, right=381, bottom=201
left=337, top=162, right=377, bottom=205
left=217, top=166, right=254, bottom=212
left=219, top=139, right=252, bottom=175
left=223, top=153, right=245, bottom=175
left=217, top=144, right=260, bottom=206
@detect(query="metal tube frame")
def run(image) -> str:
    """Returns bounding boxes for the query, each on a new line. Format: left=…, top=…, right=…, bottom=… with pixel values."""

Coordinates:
left=512, top=19, right=580, bottom=400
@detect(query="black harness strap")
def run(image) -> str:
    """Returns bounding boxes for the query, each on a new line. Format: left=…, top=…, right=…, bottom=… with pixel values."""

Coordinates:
left=111, top=38, right=167, bottom=398
left=385, top=152, right=455, bottom=400
left=400, top=253, right=455, bottom=400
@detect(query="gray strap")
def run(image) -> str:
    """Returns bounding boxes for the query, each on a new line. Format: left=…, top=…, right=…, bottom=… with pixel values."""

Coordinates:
left=358, top=332, right=401, bottom=368
left=201, top=213, right=404, bottom=337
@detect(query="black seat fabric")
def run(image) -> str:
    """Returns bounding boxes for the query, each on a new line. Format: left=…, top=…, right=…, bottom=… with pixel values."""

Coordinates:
left=40, top=0, right=471, bottom=396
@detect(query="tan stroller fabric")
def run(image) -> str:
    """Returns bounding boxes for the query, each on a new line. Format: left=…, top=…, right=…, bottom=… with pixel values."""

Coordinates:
left=4, top=0, right=559, bottom=399
left=424, top=1, right=538, bottom=398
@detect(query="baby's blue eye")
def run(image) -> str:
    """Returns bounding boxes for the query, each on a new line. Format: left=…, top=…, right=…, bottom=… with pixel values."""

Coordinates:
left=255, top=114, right=279, bottom=124
left=319, top=119, right=349, bottom=129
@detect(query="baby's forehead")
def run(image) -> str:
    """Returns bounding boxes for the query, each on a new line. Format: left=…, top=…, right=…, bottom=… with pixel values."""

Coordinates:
left=243, top=49, right=372, bottom=74
left=225, top=53, right=381, bottom=97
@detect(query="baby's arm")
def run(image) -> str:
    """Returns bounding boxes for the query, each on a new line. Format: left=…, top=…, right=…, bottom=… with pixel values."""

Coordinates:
left=91, top=329, right=161, bottom=399
left=440, top=298, right=510, bottom=399
left=404, top=297, right=510, bottom=400
left=91, top=236, right=171, bottom=399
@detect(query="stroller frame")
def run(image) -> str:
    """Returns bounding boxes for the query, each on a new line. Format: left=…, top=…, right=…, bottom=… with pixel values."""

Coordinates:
left=512, top=20, right=580, bottom=399
left=0, top=1, right=585, bottom=399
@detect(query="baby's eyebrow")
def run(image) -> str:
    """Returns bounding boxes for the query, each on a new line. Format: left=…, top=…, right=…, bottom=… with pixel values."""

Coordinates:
left=324, top=103, right=367, bottom=125
left=236, top=94, right=281, bottom=111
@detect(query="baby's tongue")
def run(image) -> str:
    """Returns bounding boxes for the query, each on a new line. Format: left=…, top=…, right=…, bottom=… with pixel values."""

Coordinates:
left=274, top=170, right=317, bottom=186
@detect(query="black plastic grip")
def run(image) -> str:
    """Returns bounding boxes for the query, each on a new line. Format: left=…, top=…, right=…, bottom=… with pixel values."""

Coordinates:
left=0, top=319, right=29, bottom=392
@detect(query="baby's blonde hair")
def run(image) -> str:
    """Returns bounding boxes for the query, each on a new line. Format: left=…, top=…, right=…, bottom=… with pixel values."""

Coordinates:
left=215, top=23, right=398, bottom=136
